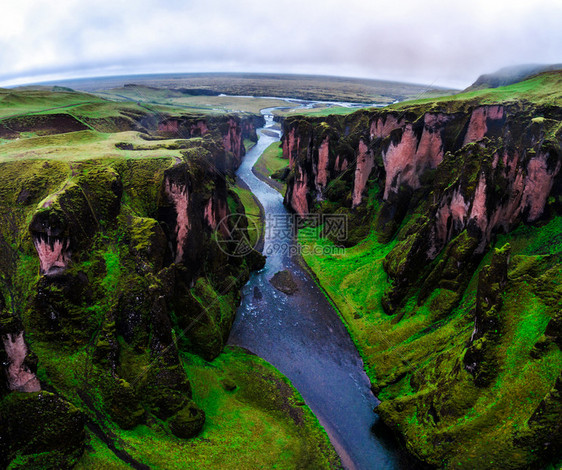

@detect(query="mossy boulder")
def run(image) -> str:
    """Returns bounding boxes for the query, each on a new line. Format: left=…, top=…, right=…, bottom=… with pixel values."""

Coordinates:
left=96, top=374, right=145, bottom=430
left=27, top=272, right=93, bottom=345
left=143, top=359, right=192, bottom=420
left=168, top=400, right=206, bottom=439
left=170, top=273, right=241, bottom=361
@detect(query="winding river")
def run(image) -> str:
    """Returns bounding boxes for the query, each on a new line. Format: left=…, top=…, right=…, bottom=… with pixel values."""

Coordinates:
left=228, top=109, right=407, bottom=469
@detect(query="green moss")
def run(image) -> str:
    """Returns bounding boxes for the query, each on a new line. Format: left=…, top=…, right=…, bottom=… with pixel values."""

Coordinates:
left=229, top=185, right=264, bottom=249
left=84, top=347, right=339, bottom=469
left=394, top=70, right=562, bottom=109
left=74, top=432, right=130, bottom=470
left=112, top=157, right=172, bottom=216
left=172, top=276, right=237, bottom=361
left=299, top=195, right=562, bottom=468
left=101, top=249, right=122, bottom=294
left=168, top=400, right=205, bottom=439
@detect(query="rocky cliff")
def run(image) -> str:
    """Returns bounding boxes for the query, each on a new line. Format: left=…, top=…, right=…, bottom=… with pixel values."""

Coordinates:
left=157, top=114, right=263, bottom=166
left=0, top=129, right=264, bottom=468
left=282, top=74, right=562, bottom=468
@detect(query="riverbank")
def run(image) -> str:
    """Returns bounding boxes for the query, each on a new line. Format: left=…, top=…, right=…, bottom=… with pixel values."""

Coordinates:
left=251, top=141, right=287, bottom=193
left=231, top=177, right=266, bottom=253
left=76, top=347, right=340, bottom=469
left=280, top=80, right=562, bottom=468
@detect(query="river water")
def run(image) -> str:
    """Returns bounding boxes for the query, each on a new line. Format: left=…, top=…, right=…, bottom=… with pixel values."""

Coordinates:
left=228, top=109, right=405, bottom=470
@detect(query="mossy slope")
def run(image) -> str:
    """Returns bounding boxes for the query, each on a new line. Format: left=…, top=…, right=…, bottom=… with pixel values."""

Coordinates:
left=288, top=71, right=562, bottom=469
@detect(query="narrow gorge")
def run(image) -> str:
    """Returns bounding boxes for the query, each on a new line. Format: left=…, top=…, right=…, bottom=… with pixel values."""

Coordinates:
left=0, top=103, right=338, bottom=469
left=0, top=70, right=560, bottom=470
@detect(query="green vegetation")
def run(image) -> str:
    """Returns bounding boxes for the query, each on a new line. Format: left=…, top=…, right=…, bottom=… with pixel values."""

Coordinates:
left=0, top=87, right=336, bottom=469
left=75, top=433, right=130, bottom=470
left=243, top=137, right=256, bottom=152
left=96, top=85, right=296, bottom=115
left=288, top=71, right=562, bottom=468
left=274, top=105, right=368, bottom=118
left=300, top=212, right=562, bottom=469
left=253, top=141, right=289, bottom=192
left=230, top=184, right=264, bottom=249
left=52, top=347, right=340, bottom=469
left=395, top=70, right=562, bottom=108
left=0, top=88, right=105, bottom=118
left=0, top=130, right=188, bottom=162
left=90, top=347, right=339, bottom=469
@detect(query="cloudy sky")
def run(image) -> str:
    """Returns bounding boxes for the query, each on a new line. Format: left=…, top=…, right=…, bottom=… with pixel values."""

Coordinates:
left=1, top=0, right=560, bottom=89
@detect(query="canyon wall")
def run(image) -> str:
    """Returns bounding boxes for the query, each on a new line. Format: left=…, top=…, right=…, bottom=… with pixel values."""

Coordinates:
left=0, top=131, right=264, bottom=468
left=158, top=114, right=263, bottom=166
left=282, top=100, right=562, bottom=468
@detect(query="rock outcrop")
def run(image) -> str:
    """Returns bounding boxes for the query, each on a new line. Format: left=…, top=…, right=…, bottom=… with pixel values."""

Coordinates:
left=282, top=95, right=562, bottom=469
left=1, top=332, right=41, bottom=393
left=283, top=103, right=561, bottom=304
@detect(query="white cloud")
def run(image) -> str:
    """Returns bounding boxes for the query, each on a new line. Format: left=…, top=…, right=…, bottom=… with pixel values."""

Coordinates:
left=1, top=0, right=561, bottom=88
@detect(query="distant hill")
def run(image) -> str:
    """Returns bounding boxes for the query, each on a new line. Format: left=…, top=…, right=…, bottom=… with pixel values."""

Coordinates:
left=465, top=63, right=562, bottom=91
left=11, top=85, right=75, bottom=93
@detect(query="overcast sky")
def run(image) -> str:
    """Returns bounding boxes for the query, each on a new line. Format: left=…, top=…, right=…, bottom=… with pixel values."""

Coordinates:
left=0, top=0, right=560, bottom=89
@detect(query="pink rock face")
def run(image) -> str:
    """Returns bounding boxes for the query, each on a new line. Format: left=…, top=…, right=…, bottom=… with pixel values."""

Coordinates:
left=223, top=118, right=243, bottom=163
left=159, top=120, right=209, bottom=136
left=485, top=167, right=525, bottom=242
left=316, top=137, right=330, bottom=190
left=522, top=152, right=561, bottom=221
left=435, top=189, right=470, bottom=247
left=204, top=196, right=230, bottom=237
left=463, top=106, right=504, bottom=145
left=241, top=121, right=255, bottom=136
left=291, top=167, right=309, bottom=216
left=492, top=153, right=499, bottom=169
left=431, top=147, right=560, bottom=257
left=283, top=128, right=299, bottom=169
left=352, top=140, right=374, bottom=207
left=2, top=332, right=41, bottom=392
left=165, top=179, right=190, bottom=263
left=469, top=173, right=488, bottom=233
left=33, top=236, right=70, bottom=275
left=191, top=121, right=208, bottom=136
left=484, top=150, right=559, bottom=238
left=382, top=113, right=449, bottom=200
left=370, top=115, right=403, bottom=139
left=159, top=120, right=179, bottom=133
left=334, top=155, right=348, bottom=172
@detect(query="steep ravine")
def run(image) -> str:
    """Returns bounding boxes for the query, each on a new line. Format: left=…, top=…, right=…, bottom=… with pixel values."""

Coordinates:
left=228, top=109, right=411, bottom=470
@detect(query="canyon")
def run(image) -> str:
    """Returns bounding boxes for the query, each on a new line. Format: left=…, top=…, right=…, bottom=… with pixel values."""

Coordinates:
left=0, top=70, right=561, bottom=469
left=0, top=102, right=337, bottom=469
